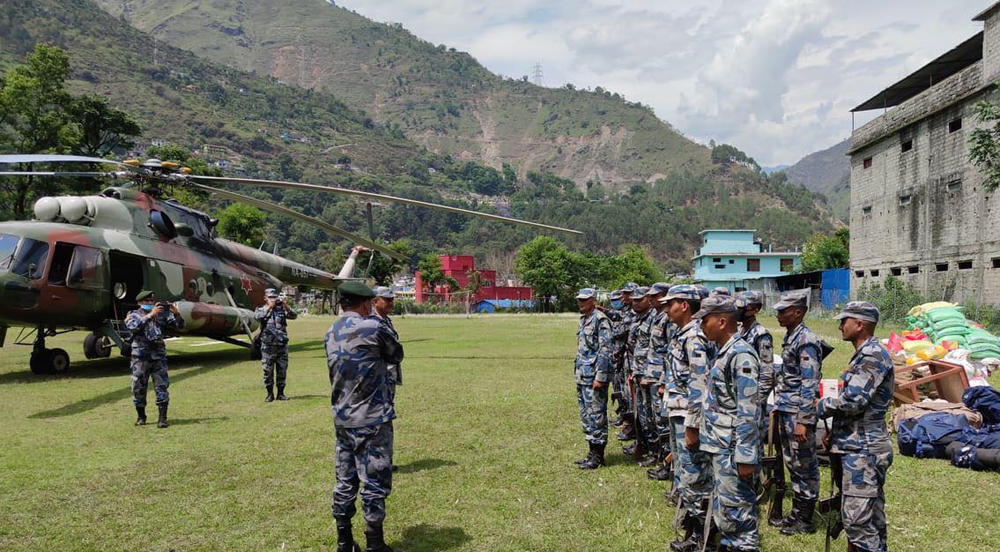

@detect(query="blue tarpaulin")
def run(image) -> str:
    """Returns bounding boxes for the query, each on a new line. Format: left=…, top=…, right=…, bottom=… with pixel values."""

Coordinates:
left=820, top=268, right=850, bottom=310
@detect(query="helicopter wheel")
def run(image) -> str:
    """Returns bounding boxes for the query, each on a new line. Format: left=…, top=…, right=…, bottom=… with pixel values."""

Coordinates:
left=84, top=333, right=112, bottom=359
left=29, top=348, right=71, bottom=375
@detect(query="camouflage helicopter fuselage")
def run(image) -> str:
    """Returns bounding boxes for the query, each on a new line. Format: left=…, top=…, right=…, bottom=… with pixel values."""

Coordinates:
left=0, top=186, right=343, bottom=364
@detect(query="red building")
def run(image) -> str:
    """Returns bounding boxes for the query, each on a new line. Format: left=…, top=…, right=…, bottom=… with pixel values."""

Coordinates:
left=414, top=254, right=533, bottom=304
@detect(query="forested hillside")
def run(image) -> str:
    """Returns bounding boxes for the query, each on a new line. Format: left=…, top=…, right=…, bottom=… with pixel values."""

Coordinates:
left=94, top=0, right=712, bottom=188
left=1, top=0, right=833, bottom=275
left=786, top=139, right=850, bottom=222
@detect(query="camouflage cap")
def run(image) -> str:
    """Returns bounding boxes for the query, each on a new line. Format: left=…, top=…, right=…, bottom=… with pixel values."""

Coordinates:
left=622, top=282, right=639, bottom=293
left=774, top=289, right=809, bottom=311
left=694, top=285, right=710, bottom=299
left=265, top=288, right=280, bottom=298
left=135, top=290, right=155, bottom=301
left=661, top=284, right=700, bottom=303
left=711, top=286, right=731, bottom=296
left=737, top=290, right=764, bottom=309
left=609, top=290, right=624, bottom=300
left=834, top=301, right=880, bottom=324
left=339, top=281, right=375, bottom=298
left=649, top=282, right=671, bottom=295
left=694, top=295, right=739, bottom=319
left=632, top=286, right=650, bottom=298
left=576, top=287, right=597, bottom=300
left=373, top=286, right=396, bottom=299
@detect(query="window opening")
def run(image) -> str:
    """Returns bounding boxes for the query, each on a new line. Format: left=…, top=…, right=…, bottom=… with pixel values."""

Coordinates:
left=949, top=118, right=962, bottom=133
left=67, top=245, right=105, bottom=290
left=901, top=140, right=913, bottom=152
left=936, top=263, right=949, bottom=272
left=863, top=157, right=873, bottom=169
left=11, top=238, right=49, bottom=280
left=958, top=260, right=973, bottom=270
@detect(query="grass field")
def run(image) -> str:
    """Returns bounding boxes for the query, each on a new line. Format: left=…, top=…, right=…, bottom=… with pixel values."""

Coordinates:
left=1, top=314, right=998, bottom=552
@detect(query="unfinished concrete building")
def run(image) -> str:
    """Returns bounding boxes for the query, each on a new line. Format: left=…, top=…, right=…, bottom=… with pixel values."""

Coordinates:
left=849, top=3, right=1000, bottom=305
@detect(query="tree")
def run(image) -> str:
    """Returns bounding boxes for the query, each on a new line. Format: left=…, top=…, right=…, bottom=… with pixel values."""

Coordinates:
left=969, top=82, right=1000, bottom=192
left=417, top=253, right=458, bottom=299
left=217, top=203, right=267, bottom=246
left=597, top=246, right=663, bottom=289
left=355, top=239, right=415, bottom=286
left=0, top=45, right=80, bottom=218
left=70, top=94, right=141, bottom=156
left=800, top=228, right=850, bottom=272
left=515, top=236, right=594, bottom=311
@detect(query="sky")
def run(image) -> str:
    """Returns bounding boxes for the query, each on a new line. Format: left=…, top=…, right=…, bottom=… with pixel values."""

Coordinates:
left=337, top=0, right=988, bottom=166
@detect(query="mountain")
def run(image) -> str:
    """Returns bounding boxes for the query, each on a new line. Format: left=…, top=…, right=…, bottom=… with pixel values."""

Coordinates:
left=1, top=0, right=836, bottom=272
left=785, top=138, right=850, bottom=222
left=761, top=164, right=789, bottom=175
left=92, top=0, right=711, bottom=188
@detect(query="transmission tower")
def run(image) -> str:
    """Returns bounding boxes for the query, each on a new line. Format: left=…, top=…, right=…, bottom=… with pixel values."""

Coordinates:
left=532, top=62, right=543, bottom=86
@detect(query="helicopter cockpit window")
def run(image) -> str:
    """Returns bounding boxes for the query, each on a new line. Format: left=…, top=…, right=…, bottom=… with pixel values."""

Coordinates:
left=10, top=238, right=49, bottom=280
left=67, top=246, right=105, bottom=290
left=0, top=234, right=19, bottom=271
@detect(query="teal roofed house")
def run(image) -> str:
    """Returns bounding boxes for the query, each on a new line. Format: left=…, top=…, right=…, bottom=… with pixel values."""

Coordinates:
left=692, top=230, right=801, bottom=294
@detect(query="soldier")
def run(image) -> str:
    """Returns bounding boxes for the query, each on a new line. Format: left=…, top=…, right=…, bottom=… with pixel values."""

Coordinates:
left=818, top=302, right=894, bottom=552
left=711, top=286, right=731, bottom=297
left=372, top=286, right=401, bottom=405
left=698, top=295, right=761, bottom=552
left=255, top=287, right=298, bottom=402
left=573, top=288, right=613, bottom=469
left=737, top=291, right=775, bottom=456
left=125, top=290, right=184, bottom=428
left=626, top=286, right=657, bottom=464
left=610, top=283, right=638, bottom=439
left=661, top=284, right=714, bottom=551
left=326, top=281, right=404, bottom=552
left=772, top=289, right=828, bottom=536
left=646, top=282, right=674, bottom=481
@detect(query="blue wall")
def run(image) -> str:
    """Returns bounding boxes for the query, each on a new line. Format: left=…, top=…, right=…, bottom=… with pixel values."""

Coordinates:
left=820, top=269, right=851, bottom=310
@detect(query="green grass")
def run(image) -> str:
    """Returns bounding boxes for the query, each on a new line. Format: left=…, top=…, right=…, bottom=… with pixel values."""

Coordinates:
left=1, top=314, right=998, bottom=551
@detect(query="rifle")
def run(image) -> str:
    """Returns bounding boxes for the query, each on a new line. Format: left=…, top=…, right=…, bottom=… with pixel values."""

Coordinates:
left=821, top=422, right=844, bottom=552
left=761, top=409, right=787, bottom=526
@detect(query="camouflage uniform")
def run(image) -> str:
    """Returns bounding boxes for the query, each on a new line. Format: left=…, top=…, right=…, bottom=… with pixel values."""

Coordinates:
left=701, top=333, right=761, bottom=552
left=817, top=330, right=894, bottom=552
left=740, top=317, right=774, bottom=456
left=666, top=315, right=713, bottom=523
left=375, top=313, right=402, bottom=405
left=608, top=298, right=635, bottom=416
left=775, top=322, right=824, bottom=504
left=630, top=304, right=657, bottom=451
left=647, top=307, right=673, bottom=457
left=575, top=307, right=613, bottom=445
left=125, top=307, right=184, bottom=408
left=254, top=299, right=297, bottom=390
left=326, top=310, right=404, bottom=525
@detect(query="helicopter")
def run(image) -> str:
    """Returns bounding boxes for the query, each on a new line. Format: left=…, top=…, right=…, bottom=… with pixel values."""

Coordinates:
left=0, top=154, right=580, bottom=375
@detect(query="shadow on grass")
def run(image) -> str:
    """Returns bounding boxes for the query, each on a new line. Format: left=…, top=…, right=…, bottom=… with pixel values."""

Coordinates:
left=166, top=416, right=230, bottom=426
left=289, top=394, right=327, bottom=401
left=393, top=523, right=470, bottom=552
left=28, top=348, right=250, bottom=419
left=395, top=458, right=457, bottom=475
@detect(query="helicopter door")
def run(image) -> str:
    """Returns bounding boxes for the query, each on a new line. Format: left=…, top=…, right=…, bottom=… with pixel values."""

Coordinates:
left=109, top=252, right=145, bottom=318
left=46, top=243, right=110, bottom=318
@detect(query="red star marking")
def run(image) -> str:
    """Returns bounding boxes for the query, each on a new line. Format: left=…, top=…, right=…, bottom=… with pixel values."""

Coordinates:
left=240, top=273, right=253, bottom=294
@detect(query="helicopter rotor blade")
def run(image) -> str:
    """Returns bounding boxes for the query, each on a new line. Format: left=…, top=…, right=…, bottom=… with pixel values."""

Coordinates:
left=0, top=154, right=125, bottom=167
left=0, top=171, right=114, bottom=178
left=189, top=175, right=583, bottom=235
left=190, top=183, right=408, bottom=262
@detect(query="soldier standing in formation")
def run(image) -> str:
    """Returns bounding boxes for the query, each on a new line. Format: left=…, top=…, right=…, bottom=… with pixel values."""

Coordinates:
left=646, top=282, right=674, bottom=481
left=698, top=295, right=762, bottom=552
left=627, top=286, right=657, bottom=464
left=326, top=281, right=404, bottom=552
left=772, top=289, right=828, bottom=536
left=662, top=285, right=714, bottom=551
left=126, top=290, right=184, bottom=428
left=819, top=302, right=894, bottom=552
left=255, top=287, right=298, bottom=402
left=573, top=288, right=613, bottom=469
left=609, top=283, right=638, bottom=440
left=736, top=291, right=775, bottom=457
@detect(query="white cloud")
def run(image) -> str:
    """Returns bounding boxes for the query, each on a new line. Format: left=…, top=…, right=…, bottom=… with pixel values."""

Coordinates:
left=338, top=0, right=987, bottom=165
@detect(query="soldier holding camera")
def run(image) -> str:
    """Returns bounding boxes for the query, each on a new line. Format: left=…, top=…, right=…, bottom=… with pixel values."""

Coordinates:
left=125, top=290, right=184, bottom=428
left=256, top=288, right=298, bottom=402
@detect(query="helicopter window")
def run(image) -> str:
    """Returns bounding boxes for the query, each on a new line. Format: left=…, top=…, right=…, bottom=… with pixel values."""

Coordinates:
left=48, top=243, right=75, bottom=285
left=10, top=238, right=49, bottom=280
left=67, top=246, right=105, bottom=290
left=0, top=234, right=19, bottom=271
left=205, top=282, right=215, bottom=297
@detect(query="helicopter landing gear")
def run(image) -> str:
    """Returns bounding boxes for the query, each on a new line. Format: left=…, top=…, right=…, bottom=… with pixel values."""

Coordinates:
left=28, top=327, right=71, bottom=375
left=83, top=332, right=112, bottom=359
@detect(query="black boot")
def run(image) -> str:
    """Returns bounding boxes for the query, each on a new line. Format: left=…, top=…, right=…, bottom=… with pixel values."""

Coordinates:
left=579, top=443, right=605, bottom=469
left=575, top=443, right=594, bottom=466
left=638, top=452, right=659, bottom=467
left=622, top=443, right=636, bottom=456
left=336, top=520, right=361, bottom=552
left=669, top=515, right=696, bottom=552
left=265, top=385, right=274, bottom=403
left=277, top=385, right=289, bottom=400
left=647, top=462, right=671, bottom=480
left=770, top=497, right=798, bottom=528
left=780, top=498, right=817, bottom=535
left=364, top=524, right=393, bottom=552
left=157, top=404, right=169, bottom=428
left=135, top=406, right=146, bottom=426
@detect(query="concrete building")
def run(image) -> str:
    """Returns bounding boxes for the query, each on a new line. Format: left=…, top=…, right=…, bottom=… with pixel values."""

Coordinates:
left=414, top=254, right=532, bottom=304
left=692, top=230, right=801, bottom=294
left=849, top=3, right=1000, bottom=304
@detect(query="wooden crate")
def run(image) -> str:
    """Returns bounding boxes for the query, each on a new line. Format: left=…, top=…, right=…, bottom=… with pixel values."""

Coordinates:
left=893, top=360, right=970, bottom=405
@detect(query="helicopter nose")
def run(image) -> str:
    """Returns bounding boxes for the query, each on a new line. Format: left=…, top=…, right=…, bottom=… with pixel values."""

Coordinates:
left=0, top=273, right=41, bottom=311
